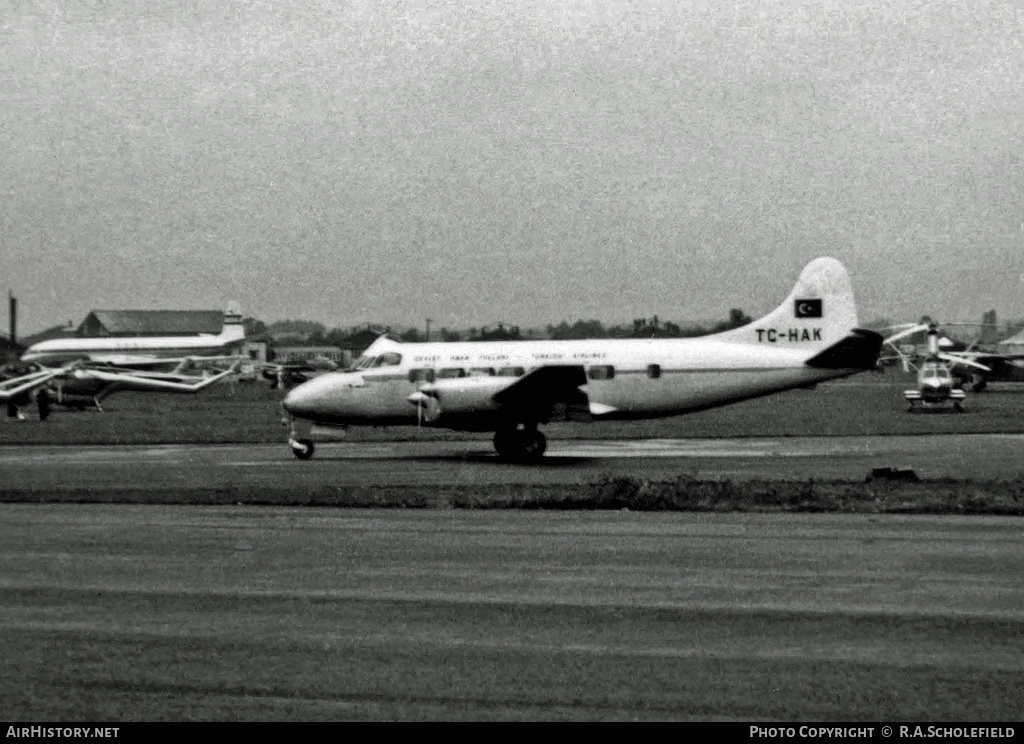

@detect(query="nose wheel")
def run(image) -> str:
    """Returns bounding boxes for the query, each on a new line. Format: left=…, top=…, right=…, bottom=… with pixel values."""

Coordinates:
left=289, top=438, right=315, bottom=460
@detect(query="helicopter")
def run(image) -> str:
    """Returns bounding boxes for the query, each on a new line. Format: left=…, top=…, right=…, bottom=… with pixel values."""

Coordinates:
left=883, top=323, right=991, bottom=412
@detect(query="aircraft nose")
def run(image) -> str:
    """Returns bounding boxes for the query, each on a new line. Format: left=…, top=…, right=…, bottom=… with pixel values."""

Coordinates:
left=282, top=374, right=347, bottom=419
left=282, top=386, right=312, bottom=419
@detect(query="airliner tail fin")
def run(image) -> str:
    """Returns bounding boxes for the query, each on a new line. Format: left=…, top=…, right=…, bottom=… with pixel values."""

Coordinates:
left=221, top=301, right=245, bottom=343
left=710, top=257, right=860, bottom=352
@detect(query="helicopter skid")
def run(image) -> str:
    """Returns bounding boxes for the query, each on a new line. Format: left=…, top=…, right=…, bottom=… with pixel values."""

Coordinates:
left=903, top=389, right=966, bottom=412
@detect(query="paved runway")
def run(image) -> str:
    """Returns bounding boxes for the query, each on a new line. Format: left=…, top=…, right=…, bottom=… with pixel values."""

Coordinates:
left=1, top=434, right=1023, bottom=497
left=2, top=505, right=1022, bottom=720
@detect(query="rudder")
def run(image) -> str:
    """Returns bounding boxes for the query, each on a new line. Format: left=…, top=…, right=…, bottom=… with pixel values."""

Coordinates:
left=221, top=301, right=245, bottom=342
left=709, top=257, right=859, bottom=351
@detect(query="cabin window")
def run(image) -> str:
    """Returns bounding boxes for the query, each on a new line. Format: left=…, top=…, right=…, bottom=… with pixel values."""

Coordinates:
left=436, top=368, right=466, bottom=379
left=497, top=366, right=525, bottom=377
left=408, top=368, right=435, bottom=384
left=468, top=367, right=495, bottom=377
left=647, top=364, right=661, bottom=379
left=588, top=365, right=615, bottom=380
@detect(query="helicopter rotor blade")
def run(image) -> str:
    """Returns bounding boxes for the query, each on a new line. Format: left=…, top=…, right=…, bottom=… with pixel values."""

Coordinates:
left=883, top=323, right=930, bottom=346
left=937, top=352, right=991, bottom=372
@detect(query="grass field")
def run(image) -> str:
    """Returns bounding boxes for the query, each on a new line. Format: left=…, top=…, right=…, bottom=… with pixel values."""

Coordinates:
left=4, top=368, right=1024, bottom=446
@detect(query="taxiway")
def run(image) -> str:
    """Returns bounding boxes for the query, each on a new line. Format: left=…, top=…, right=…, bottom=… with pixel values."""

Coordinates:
left=1, top=505, right=1022, bottom=720
left=1, top=434, right=1023, bottom=498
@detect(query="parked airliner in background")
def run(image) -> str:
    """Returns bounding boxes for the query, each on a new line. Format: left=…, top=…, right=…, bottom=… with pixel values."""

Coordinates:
left=282, top=257, right=884, bottom=461
left=3, top=303, right=246, bottom=416
left=21, top=302, right=246, bottom=366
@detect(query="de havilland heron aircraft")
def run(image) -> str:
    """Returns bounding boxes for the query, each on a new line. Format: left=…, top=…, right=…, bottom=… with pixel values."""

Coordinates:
left=2, top=303, right=246, bottom=417
left=281, top=257, right=884, bottom=461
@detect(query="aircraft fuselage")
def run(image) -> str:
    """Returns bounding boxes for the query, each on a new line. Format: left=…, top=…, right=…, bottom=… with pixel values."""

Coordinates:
left=283, top=337, right=861, bottom=430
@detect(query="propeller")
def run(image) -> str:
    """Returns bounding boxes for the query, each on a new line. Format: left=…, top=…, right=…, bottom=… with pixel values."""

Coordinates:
left=407, top=374, right=429, bottom=431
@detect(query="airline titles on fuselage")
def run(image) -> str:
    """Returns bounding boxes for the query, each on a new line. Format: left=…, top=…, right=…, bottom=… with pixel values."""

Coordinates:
left=411, top=351, right=609, bottom=365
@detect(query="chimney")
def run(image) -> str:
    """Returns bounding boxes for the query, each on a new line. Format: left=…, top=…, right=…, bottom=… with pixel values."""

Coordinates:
left=8, top=292, right=16, bottom=346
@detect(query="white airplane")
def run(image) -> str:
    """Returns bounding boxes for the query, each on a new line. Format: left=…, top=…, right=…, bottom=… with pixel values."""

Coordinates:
left=281, top=257, right=884, bottom=461
left=3, top=303, right=247, bottom=417
left=20, top=302, right=246, bottom=367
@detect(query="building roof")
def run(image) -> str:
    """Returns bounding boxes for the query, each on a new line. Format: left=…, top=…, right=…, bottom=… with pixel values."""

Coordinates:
left=18, top=323, right=76, bottom=348
left=273, top=344, right=344, bottom=354
left=82, top=310, right=224, bottom=336
left=997, top=329, right=1024, bottom=350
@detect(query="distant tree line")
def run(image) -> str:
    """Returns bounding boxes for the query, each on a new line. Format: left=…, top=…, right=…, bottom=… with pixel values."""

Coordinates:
left=247, top=308, right=756, bottom=345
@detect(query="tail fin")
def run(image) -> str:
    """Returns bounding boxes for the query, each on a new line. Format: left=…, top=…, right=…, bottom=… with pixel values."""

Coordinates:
left=221, top=301, right=245, bottom=343
left=710, top=257, right=859, bottom=352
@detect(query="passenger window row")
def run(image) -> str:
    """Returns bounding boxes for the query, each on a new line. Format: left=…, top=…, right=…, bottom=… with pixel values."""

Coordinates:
left=408, top=366, right=526, bottom=383
left=408, top=364, right=662, bottom=383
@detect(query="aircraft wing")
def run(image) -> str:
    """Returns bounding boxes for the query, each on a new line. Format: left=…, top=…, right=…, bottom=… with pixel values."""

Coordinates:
left=85, top=353, right=185, bottom=367
left=410, top=364, right=598, bottom=425
left=86, top=354, right=245, bottom=370
left=492, top=365, right=597, bottom=421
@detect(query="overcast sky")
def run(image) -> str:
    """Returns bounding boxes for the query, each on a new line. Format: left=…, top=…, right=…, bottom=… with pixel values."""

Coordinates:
left=3, top=0, right=1023, bottom=334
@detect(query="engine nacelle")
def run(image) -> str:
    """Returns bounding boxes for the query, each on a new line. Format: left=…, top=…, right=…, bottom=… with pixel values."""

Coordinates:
left=409, top=376, right=514, bottom=423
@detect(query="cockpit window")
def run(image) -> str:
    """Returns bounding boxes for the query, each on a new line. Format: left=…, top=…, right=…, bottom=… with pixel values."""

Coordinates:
left=371, top=352, right=402, bottom=367
left=353, top=355, right=374, bottom=370
left=921, top=363, right=951, bottom=383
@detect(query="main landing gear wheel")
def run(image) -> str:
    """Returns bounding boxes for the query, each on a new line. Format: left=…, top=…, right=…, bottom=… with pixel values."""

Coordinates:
left=493, top=426, right=547, bottom=463
left=289, top=438, right=315, bottom=460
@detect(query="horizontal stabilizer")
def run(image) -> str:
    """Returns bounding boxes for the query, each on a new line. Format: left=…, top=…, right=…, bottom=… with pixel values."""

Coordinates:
left=804, top=329, right=884, bottom=370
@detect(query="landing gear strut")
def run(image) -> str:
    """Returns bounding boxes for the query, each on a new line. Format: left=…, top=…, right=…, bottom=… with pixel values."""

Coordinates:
left=285, top=412, right=316, bottom=460
left=493, top=423, right=547, bottom=462
left=289, top=438, right=315, bottom=460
